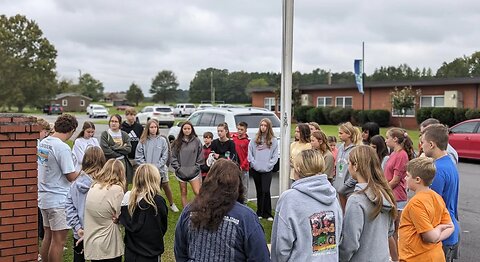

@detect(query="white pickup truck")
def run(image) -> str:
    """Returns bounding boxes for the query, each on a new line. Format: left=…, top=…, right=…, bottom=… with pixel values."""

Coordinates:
left=173, top=103, right=196, bottom=117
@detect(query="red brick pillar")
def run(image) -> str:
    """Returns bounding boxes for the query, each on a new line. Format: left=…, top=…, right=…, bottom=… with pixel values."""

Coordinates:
left=0, top=114, right=40, bottom=262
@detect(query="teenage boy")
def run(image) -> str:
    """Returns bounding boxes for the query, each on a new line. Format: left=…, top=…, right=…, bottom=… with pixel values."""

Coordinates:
left=420, top=118, right=458, bottom=165
left=399, top=157, right=454, bottom=262
left=232, top=122, right=250, bottom=200
left=38, top=114, right=79, bottom=262
left=421, top=124, right=460, bottom=261
left=121, top=107, right=144, bottom=174
left=200, top=132, right=213, bottom=181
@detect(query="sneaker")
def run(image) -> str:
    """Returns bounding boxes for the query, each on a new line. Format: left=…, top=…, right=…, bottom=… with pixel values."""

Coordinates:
left=258, top=216, right=262, bottom=220
left=267, top=217, right=274, bottom=222
left=170, top=203, right=180, bottom=212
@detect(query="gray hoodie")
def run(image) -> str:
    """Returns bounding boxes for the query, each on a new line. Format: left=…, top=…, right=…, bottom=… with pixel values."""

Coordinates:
left=247, top=136, right=279, bottom=173
left=65, top=172, right=93, bottom=239
left=171, top=136, right=203, bottom=181
left=271, top=174, right=343, bottom=262
left=339, top=183, right=395, bottom=262
left=333, top=143, right=357, bottom=196
left=135, top=135, right=169, bottom=177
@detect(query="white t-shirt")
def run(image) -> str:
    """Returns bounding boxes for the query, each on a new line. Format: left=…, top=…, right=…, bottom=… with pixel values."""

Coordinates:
left=37, top=136, right=75, bottom=209
left=72, top=137, right=100, bottom=172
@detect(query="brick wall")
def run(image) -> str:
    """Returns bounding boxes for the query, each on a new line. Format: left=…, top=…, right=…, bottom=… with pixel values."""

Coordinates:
left=0, top=114, right=40, bottom=262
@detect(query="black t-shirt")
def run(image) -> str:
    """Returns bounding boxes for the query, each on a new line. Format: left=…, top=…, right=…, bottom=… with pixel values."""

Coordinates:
left=210, top=139, right=238, bottom=164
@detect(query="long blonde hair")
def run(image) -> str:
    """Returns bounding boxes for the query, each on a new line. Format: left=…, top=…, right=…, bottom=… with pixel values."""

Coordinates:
left=140, top=119, right=159, bottom=144
left=349, top=145, right=397, bottom=220
left=339, top=122, right=362, bottom=145
left=82, top=147, right=106, bottom=179
left=128, top=164, right=162, bottom=216
left=293, top=149, right=325, bottom=179
left=93, top=159, right=126, bottom=190
left=255, top=118, right=275, bottom=147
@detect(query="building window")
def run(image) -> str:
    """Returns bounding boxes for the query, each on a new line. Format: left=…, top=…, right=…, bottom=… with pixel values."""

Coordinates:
left=264, top=97, right=275, bottom=111
left=335, top=96, right=352, bottom=108
left=80, top=100, right=85, bottom=106
left=420, top=95, right=444, bottom=107
left=391, top=108, right=415, bottom=117
left=62, top=99, right=68, bottom=106
left=317, top=97, right=332, bottom=107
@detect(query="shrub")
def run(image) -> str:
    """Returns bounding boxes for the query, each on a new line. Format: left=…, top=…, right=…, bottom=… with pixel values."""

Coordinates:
left=453, top=108, right=468, bottom=124
left=367, top=110, right=390, bottom=127
left=329, top=108, right=353, bottom=125
left=466, top=109, right=480, bottom=119
left=306, top=107, right=316, bottom=122
left=307, top=107, right=326, bottom=124
left=322, top=107, right=336, bottom=125
left=415, top=107, right=433, bottom=124
left=352, top=110, right=369, bottom=126
left=431, top=107, right=455, bottom=127
left=294, top=105, right=314, bottom=123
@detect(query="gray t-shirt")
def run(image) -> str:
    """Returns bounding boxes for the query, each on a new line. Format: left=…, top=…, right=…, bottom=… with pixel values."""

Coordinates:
left=38, top=136, right=75, bottom=209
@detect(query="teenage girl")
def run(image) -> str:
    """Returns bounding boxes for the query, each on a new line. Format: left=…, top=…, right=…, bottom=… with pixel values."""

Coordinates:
left=210, top=122, right=238, bottom=163
left=120, top=164, right=168, bottom=262
left=136, top=119, right=179, bottom=213
left=290, top=123, right=311, bottom=181
left=66, top=147, right=106, bottom=262
left=328, top=135, right=338, bottom=162
left=171, top=121, right=203, bottom=208
left=73, top=121, right=100, bottom=172
left=333, top=122, right=362, bottom=211
left=384, top=128, right=415, bottom=260
left=83, top=159, right=126, bottom=262
left=370, top=135, right=390, bottom=170
left=310, top=130, right=335, bottom=181
left=248, top=118, right=279, bottom=221
left=339, top=145, right=397, bottom=261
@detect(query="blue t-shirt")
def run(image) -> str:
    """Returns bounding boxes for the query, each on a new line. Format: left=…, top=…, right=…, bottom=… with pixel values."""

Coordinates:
left=431, top=155, right=460, bottom=246
left=38, top=136, right=75, bottom=209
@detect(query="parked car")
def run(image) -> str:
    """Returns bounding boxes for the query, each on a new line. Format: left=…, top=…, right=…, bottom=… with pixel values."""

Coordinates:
left=173, top=103, right=196, bottom=117
left=88, top=105, right=109, bottom=118
left=43, top=104, right=63, bottom=115
left=168, top=107, right=281, bottom=142
left=136, top=105, right=175, bottom=127
left=448, top=118, right=480, bottom=160
left=197, top=104, right=213, bottom=110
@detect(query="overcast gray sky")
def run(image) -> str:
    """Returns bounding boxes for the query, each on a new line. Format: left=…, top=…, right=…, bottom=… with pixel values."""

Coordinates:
left=4, top=0, right=479, bottom=94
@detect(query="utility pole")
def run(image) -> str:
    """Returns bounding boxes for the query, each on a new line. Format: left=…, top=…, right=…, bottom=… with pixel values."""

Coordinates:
left=210, top=71, right=215, bottom=104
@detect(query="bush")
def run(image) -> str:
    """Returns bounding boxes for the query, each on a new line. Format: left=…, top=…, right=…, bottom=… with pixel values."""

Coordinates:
left=306, top=107, right=326, bottom=124
left=329, top=108, right=353, bottom=125
left=367, top=110, right=390, bottom=127
left=466, top=109, right=480, bottom=119
left=294, top=106, right=314, bottom=123
left=431, top=107, right=456, bottom=127
left=453, top=108, right=468, bottom=124
left=306, top=107, right=316, bottom=122
left=352, top=110, right=369, bottom=126
left=322, top=107, right=335, bottom=125
left=415, top=107, right=433, bottom=124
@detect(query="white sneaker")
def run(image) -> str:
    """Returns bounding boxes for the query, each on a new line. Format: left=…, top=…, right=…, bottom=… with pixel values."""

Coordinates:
left=170, top=203, right=180, bottom=212
left=258, top=216, right=262, bottom=219
left=267, top=217, right=274, bottom=222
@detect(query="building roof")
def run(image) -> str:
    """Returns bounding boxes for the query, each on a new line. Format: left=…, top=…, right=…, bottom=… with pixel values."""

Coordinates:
left=54, top=93, right=92, bottom=100
left=250, top=77, right=480, bottom=93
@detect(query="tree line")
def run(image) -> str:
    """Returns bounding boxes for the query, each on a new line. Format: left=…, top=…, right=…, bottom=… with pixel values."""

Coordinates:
left=2, top=14, right=480, bottom=112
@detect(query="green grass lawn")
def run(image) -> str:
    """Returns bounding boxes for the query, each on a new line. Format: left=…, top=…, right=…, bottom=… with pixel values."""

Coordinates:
left=58, top=173, right=273, bottom=261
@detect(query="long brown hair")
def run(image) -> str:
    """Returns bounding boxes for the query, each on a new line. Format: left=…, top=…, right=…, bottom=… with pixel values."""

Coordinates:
left=296, top=123, right=311, bottom=143
left=75, top=121, right=96, bottom=140
left=349, top=145, right=397, bottom=220
left=254, top=118, right=275, bottom=147
left=189, top=159, right=244, bottom=231
left=311, top=130, right=330, bottom=155
left=139, top=119, right=160, bottom=144
left=81, top=147, right=106, bottom=180
left=387, top=128, right=415, bottom=160
left=172, top=121, right=198, bottom=151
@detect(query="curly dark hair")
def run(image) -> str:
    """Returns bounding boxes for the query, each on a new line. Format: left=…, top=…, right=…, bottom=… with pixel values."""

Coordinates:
left=54, top=114, right=78, bottom=133
left=189, top=159, right=244, bottom=231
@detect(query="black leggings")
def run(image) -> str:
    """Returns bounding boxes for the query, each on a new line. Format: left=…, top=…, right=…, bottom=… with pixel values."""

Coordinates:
left=250, top=169, right=273, bottom=218
left=73, top=238, right=85, bottom=262
left=91, top=257, right=122, bottom=262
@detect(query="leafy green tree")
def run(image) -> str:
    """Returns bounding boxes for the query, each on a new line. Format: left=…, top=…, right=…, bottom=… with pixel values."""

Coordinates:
left=436, top=57, right=470, bottom=78
left=150, top=70, right=179, bottom=104
left=126, top=82, right=144, bottom=106
left=0, top=14, right=57, bottom=112
left=390, top=86, right=421, bottom=127
left=223, top=71, right=250, bottom=103
left=78, top=73, right=104, bottom=101
left=189, top=68, right=228, bottom=103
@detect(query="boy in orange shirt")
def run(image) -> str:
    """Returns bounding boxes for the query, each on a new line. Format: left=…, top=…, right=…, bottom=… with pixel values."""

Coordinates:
left=399, top=157, right=454, bottom=262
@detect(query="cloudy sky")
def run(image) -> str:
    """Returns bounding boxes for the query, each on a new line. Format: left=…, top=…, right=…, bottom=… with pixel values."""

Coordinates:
left=4, top=0, right=479, bottom=94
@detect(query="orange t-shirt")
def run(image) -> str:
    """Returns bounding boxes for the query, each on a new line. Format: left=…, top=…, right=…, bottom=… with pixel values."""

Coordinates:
left=399, top=190, right=452, bottom=262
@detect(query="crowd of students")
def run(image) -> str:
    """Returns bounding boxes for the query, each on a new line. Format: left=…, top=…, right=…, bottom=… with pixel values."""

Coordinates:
left=36, top=109, right=460, bottom=262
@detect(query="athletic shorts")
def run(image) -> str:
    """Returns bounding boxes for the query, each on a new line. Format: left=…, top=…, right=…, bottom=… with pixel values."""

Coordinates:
left=40, top=208, right=71, bottom=231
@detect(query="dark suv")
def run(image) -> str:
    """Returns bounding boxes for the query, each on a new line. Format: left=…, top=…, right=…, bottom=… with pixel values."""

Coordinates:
left=43, top=104, right=63, bottom=115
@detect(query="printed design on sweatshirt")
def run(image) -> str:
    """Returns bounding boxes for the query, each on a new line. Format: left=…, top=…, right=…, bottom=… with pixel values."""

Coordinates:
left=309, top=211, right=337, bottom=255
left=38, top=147, right=49, bottom=165
left=128, top=130, right=140, bottom=142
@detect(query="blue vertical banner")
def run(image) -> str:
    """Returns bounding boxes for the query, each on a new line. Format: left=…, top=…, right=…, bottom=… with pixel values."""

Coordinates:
left=354, top=59, right=364, bottom=94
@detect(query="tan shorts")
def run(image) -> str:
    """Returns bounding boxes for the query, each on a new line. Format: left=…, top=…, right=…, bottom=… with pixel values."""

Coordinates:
left=40, top=208, right=71, bottom=231
left=161, top=172, right=169, bottom=183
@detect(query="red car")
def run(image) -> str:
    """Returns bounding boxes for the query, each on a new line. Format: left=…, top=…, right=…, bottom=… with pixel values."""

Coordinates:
left=449, top=119, right=480, bottom=160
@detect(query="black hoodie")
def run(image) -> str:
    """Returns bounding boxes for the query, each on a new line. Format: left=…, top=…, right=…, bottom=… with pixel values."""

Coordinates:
left=121, top=121, right=144, bottom=159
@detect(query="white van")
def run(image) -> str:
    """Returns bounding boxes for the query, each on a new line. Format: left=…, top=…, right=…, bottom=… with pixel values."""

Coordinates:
left=173, top=103, right=196, bottom=117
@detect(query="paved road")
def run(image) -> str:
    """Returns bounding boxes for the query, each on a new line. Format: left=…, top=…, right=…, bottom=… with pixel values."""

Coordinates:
left=33, top=114, right=480, bottom=259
